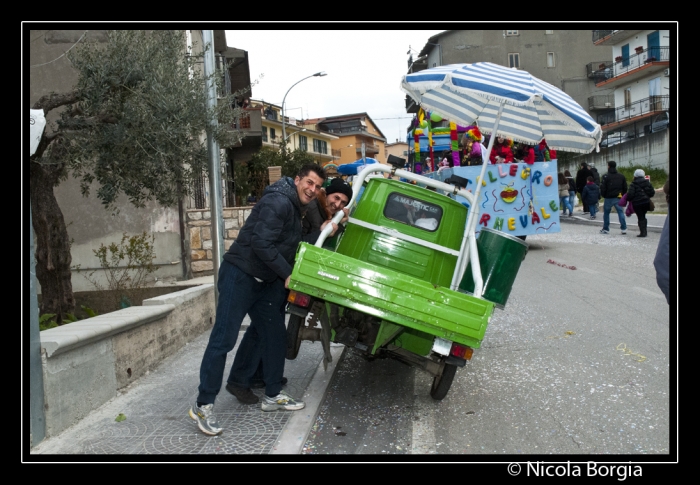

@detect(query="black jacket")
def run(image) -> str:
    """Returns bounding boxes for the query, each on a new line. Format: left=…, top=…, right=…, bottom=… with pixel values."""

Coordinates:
left=590, top=167, right=601, bottom=186
left=600, top=167, right=628, bottom=199
left=566, top=176, right=576, bottom=192
left=224, top=177, right=320, bottom=282
left=575, top=166, right=593, bottom=192
left=627, top=176, right=655, bottom=206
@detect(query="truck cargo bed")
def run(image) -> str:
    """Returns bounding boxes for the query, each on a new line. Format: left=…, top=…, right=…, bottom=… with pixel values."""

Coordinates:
left=289, top=243, right=495, bottom=348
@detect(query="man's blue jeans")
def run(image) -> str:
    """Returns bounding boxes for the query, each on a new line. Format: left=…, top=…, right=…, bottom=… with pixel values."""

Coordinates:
left=602, top=198, right=627, bottom=231
left=196, top=260, right=287, bottom=404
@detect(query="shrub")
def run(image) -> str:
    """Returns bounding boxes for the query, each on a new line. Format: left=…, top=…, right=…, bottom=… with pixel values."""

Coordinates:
left=75, top=232, right=157, bottom=312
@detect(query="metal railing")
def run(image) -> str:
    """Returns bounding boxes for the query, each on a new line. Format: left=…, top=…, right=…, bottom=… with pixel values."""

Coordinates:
left=590, top=47, right=669, bottom=84
left=587, top=94, right=615, bottom=111
left=596, top=95, right=669, bottom=127
left=592, top=30, right=615, bottom=43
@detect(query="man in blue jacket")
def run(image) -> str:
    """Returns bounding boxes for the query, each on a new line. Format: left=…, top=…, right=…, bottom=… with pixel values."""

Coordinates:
left=189, top=164, right=336, bottom=436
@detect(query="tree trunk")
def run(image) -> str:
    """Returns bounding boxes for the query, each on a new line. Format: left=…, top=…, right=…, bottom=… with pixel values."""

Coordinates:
left=29, top=161, right=75, bottom=323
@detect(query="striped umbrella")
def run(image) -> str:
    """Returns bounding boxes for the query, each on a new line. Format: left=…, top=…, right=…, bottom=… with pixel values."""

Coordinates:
left=401, top=62, right=602, bottom=154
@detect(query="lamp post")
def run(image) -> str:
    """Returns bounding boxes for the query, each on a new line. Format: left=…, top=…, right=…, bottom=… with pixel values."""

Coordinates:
left=281, top=72, right=327, bottom=150
left=281, top=128, right=307, bottom=149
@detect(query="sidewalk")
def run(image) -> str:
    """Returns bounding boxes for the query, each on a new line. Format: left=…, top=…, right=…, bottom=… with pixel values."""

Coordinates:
left=29, top=312, right=345, bottom=458
left=560, top=207, right=667, bottom=234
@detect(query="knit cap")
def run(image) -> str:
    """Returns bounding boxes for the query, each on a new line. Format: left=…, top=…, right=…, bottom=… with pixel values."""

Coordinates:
left=634, top=169, right=645, bottom=178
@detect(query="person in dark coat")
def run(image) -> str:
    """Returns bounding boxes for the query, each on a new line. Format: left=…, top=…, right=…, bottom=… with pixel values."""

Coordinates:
left=654, top=179, right=670, bottom=303
left=189, top=164, right=338, bottom=435
left=626, top=168, right=656, bottom=237
left=599, top=160, right=628, bottom=235
left=575, top=162, right=594, bottom=214
left=581, top=176, right=601, bottom=219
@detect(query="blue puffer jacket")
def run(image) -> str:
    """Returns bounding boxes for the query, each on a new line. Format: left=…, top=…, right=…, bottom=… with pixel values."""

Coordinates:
left=224, top=177, right=320, bottom=282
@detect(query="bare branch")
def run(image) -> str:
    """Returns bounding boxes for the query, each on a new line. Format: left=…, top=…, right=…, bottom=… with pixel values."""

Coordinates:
left=32, top=91, right=81, bottom=113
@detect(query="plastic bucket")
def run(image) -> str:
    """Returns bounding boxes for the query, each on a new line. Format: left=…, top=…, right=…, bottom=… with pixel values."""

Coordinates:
left=459, top=228, right=528, bottom=309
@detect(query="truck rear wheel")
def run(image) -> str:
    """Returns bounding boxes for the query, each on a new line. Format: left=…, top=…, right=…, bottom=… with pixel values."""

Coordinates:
left=430, top=363, right=457, bottom=400
left=286, top=314, right=304, bottom=360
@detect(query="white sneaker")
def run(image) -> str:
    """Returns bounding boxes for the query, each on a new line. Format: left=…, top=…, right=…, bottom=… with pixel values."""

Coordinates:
left=261, top=390, right=305, bottom=411
left=621, top=229, right=627, bottom=234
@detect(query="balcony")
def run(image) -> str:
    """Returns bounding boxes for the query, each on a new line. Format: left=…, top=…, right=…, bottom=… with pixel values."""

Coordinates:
left=596, top=95, right=669, bottom=130
left=324, top=126, right=369, bottom=135
left=592, top=47, right=669, bottom=87
left=592, top=30, right=644, bottom=45
left=234, top=108, right=262, bottom=136
left=588, top=94, right=615, bottom=111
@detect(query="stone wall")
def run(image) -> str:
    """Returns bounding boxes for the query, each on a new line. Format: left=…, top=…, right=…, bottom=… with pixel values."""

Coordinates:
left=186, top=206, right=253, bottom=277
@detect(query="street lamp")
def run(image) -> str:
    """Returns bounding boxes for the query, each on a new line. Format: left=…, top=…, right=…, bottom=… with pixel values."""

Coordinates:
left=281, top=72, right=327, bottom=149
left=281, top=128, right=307, bottom=148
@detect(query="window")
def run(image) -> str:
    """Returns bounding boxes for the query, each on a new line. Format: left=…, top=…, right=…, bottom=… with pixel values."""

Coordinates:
left=262, top=126, right=268, bottom=142
left=547, top=52, right=555, bottom=68
left=506, top=30, right=519, bottom=36
left=270, top=128, right=276, bottom=141
left=313, top=139, right=328, bottom=154
left=545, top=30, right=553, bottom=35
left=624, top=88, right=632, bottom=109
left=299, top=135, right=308, bottom=151
left=508, top=53, right=520, bottom=69
left=383, top=192, right=443, bottom=232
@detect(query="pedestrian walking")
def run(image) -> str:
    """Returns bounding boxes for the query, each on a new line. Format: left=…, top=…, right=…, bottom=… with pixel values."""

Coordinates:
left=626, top=168, right=656, bottom=237
left=581, top=176, right=601, bottom=219
left=654, top=179, right=671, bottom=304
left=599, top=160, right=628, bottom=235
left=576, top=162, right=594, bottom=214
left=564, top=170, right=577, bottom=212
left=558, top=172, right=574, bottom=216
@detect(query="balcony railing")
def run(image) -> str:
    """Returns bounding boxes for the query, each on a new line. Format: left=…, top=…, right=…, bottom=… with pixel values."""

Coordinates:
left=592, top=30, right=614, bottom=43
left=590, top=47, right=669, bottom=85
left=324, top=126, right=368, bottom=135
left=596, top=95, right=669, bottom=127
left=588, top=94, right=615, bottom=111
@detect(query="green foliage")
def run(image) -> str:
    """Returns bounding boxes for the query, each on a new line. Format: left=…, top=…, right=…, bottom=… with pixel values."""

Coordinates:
left=81, top=305, right=99, bottom=318
left=39, top=313, right=58, bottom=331
left=233, top=146, right=316, bottom=204
left=618, top=161, right=667, bottom=189
left=76, top=232, right=157, bottom=311
left=38, top=305, right=99, bottom=331
left=37, top=30, right=252, bottom=210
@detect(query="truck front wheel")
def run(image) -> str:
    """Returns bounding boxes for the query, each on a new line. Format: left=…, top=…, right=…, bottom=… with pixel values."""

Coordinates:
left=286, top=314, right=304, bottom=360
left=430, top=363, right=457, bottom=400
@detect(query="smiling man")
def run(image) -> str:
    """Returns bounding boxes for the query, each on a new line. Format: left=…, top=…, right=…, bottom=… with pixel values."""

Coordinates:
left=189, top=164, right=337, bottom=436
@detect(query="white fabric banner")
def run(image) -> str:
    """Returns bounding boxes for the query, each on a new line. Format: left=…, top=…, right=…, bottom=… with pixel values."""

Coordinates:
left=30, top=109, right=46, bottom=156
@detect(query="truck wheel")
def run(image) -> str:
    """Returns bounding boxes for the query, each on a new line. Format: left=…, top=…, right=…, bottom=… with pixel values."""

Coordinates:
left=430, top=363, right=457, bottom=400
left=286, top=314, right=304, bottom=360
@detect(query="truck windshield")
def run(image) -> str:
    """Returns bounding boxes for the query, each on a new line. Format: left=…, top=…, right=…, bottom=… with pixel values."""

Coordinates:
left=383, top=192, right=443, bottom=232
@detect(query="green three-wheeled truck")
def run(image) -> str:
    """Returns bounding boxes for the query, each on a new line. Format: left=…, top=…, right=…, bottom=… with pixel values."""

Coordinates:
left=285, top=157, right=528, bottom=400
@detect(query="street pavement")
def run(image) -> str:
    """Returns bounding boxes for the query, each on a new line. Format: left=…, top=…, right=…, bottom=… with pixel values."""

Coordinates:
left=27, top=208, right=669, bottom=459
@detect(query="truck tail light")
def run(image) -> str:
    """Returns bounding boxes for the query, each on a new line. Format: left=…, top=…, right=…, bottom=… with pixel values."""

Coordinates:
left=450, top=343, right=473, bottom=360
left=288, top=290, right=312, bottom=308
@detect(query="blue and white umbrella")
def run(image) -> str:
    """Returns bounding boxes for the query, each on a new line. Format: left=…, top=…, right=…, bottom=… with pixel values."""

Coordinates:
left=401, top=62, right=602, bottom=154
left=337, top=157, right=378, bottom=175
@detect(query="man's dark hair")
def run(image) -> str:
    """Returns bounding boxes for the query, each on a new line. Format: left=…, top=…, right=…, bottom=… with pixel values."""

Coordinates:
left=297, top=163, right=326, bottom=181
left=587, top=176, right=594, bottom=182
left=608, top=160, right=616, bottom=168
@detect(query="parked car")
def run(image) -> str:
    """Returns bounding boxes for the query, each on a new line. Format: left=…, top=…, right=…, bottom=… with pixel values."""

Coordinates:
left=650, top=111, right=669, bottom=133
left=600, top=131, right=630, bottom=148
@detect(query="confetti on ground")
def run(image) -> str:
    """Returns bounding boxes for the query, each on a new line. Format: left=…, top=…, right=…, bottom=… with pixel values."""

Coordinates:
left=547, top=259, right=576, bottom=270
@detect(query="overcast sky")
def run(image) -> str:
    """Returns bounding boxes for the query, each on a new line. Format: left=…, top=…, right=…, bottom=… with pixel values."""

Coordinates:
left=225, top=29, right=444, bottom=145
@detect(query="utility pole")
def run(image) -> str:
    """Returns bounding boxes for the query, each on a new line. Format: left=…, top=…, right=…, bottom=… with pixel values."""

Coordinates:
left=202, top=30, right=225, bottom=305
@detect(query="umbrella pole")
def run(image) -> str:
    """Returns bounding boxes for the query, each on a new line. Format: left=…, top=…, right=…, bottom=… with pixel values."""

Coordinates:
left=450, top=102, right=505, bottom=296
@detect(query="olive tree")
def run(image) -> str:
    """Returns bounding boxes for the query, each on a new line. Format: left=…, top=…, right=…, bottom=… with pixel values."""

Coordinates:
left=30, top=30, right=247, bottom=322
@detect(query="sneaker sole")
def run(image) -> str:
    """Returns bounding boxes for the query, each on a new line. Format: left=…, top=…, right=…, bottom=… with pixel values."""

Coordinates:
left=189, top=408, right=223, bottom=436
left=261, top=402, right=306, bottom=412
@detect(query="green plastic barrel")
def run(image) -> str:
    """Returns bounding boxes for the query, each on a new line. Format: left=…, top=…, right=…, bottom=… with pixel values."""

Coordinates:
left=459, top=228, right=528, bottom=309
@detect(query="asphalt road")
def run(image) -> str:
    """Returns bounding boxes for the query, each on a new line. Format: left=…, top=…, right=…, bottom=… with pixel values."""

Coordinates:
left=300, top=219, right=673, bottom=460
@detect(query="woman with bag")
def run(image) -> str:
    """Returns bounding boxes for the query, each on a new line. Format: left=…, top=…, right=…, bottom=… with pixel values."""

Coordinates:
left=558, top=172, right=574, bottom=216
left=626, top=168, right=656, bottom=237
left=564, top=170, right=576, bottom=212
